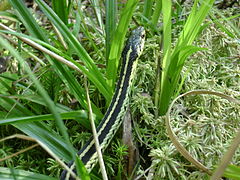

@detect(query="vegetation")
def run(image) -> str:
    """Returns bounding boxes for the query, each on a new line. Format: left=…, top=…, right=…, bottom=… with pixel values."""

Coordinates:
left=0, top=0, right=239, bottom=179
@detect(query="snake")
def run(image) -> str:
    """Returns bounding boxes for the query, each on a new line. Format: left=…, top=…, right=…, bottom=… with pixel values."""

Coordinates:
left=60, top=27, right=146, bottom=180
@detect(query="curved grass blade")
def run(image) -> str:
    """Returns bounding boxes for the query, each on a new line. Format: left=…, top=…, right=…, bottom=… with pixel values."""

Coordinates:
left=0, top=35, right=75, bottom=161
left=6, top=1, right=103, bottom=116
left=159, top=0, right=215, bottom=115
left=0, top=167, right=57, bottom=180
left=35, top=0, right=111, bottom=101
left=8, top=0, right=47, bottom=41
left=52, top=0, right=68, bottom=25
left=0, top=110, right=90, bottom=129
left=105, top=0, right=117, bottom=59
left=90, top=0, right=104, bottom=33
left=14, top=122, right=74, bottom=162
left=106, top=0, right=139, bottom=88
left=223, top=165, right=240, bottom=180
left=0, top=11, right=19, bottom=22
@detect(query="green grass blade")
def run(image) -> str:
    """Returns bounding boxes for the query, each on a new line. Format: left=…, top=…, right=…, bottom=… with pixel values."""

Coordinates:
left=75, top=155, right=91, bottom=180
left=161, top=0, right=172, bottom=69
left=143, top=0, right=154, bottom=21
left=73, top=3, right=103, bottom=60
left=14, top=122, right=73, bottom=161
left=0, top=35, right=75, bottom=161
left=90, top=0, right=104, bottom=32
left=105, top=0, right=117, bottom=59
left=223, top=165, right=240, bottom=179
left=210, top=11, right=240, bottom=39
left=0, top=110, right=89, bottom=128
left=52, top=0, right=68, bottom=24
left=35, top=0, right=111, bottom=101
left=0, top=96, right=33, bottom=116
left=72, top=1, right=81, bottom=37
left=0, top=167, right=57, bottom=180
left=8, top=0, right=47, bottom=41
left=214, top=10, right=240, bottom=38
left=159, top=0, right=215, bottom=115
left=151, top=0, right=162, bottom=27
left=0, top=97, right=31, bottom=117
left=0, top=72, right=18, bottom=94
left=106, top=0, right=139, bottom=88
left=6, top=0, right=103, bottom=115
left=178, top=0, right=215, bottom=46
left=0, top=11, right=19, bottom=22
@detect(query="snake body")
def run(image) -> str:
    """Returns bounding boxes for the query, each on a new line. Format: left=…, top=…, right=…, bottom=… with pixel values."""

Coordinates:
left=61, top=27, right=145, bottom=180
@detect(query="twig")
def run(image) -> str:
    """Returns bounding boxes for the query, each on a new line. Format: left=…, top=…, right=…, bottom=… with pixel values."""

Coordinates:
left=1, top=33, right=46, bottom=66
left=0, top=22, right=82, bottom=74
left=211, top=129, right=240, bottom=179
left=36, top=140, right=80, bottom=180
left=0, top=134, right=35, bottom=143
left=0, top=134, right=38, bottom=162
left=165, top=90, right=240, bottom=176
left=0, top=144, right=39, bottom=162
left=83, top=75, right=108, bottom=180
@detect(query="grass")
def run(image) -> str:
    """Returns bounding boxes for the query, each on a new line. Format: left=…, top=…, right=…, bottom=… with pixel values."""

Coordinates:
left=0, top=0, right=240, bottom=179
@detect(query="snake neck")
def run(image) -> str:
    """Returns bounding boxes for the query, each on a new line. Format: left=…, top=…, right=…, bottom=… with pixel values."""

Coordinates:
left=61, top=53, right=139, bottom=180
left=60, top=27, right=145, bottom=180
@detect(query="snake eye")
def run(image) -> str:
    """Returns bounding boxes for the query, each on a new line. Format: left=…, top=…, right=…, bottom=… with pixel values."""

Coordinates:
left=141, top=34, right=145, bottom=38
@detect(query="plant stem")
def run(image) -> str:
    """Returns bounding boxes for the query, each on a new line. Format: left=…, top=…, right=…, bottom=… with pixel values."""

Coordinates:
left=105, top=0, right=117, bottom=60
left=151, top=0, right=162, bottom=27
left=143, top=0, right=154, bottom=21
left=84, top=76, right=108, bottom=180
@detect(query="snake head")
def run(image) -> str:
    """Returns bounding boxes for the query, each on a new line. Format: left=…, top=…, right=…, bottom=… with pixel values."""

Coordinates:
left=122, top=26, right=146, bottom=62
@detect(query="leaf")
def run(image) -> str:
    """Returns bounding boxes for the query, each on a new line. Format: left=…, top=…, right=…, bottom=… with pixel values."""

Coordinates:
left=159, top=0, right=215, bottom=115
left=0, top=110, right=90, bottom=129
left=0, top=167, right=57, bottom=180
left=35, top=0, right=111, bottom=101
left=75, top=155, right=91, bottom=180
left=8, top=0, right=103, bottom=117
left=223, top=165, right=240, bottom=180
left=106, top=0, right=139, bottom=88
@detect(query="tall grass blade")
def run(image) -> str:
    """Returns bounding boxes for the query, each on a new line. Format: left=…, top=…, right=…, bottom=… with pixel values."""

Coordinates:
left=0, top=35, right=75, bottom=161
left=0, top=110, right=89, bottom=128
left=143, top=0, right=154, bottom=21
left=90, top=0, right=104, bottom=33
left=151, top=0, right=162, bottom=28
left=161, top=0, right=172, bottom=69
left=6, top=1, right=103, bottom=115
left=8, top=0, right=47, bottom=41
left=0, top=167, right=57, bottom=180
left=52, top=0, right=68, bottom=24
left=106, top=0, right=139, bottom=88
left=105, top=0, right=117, bottom=59
left=35, top=0, right=111, bottom=101
left=159, top=0, right=215, bottom=115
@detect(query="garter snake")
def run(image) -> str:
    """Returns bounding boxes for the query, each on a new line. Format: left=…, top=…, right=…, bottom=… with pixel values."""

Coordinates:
left=60, top=27, right=145, bottom=180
